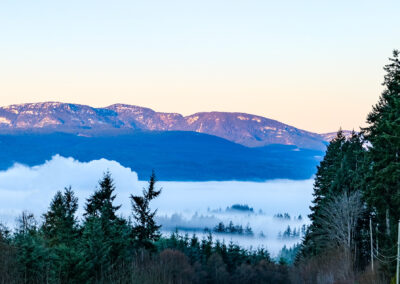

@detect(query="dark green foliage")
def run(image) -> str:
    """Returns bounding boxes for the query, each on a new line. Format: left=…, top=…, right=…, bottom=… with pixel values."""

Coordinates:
left=212, top=221, right=254, bottom=236
left=155, top=232, right=288, bottom=283
left=0, top=171, right=291, bottom=283
left=294, top=131, right=371, bottom=281
left=42, top=187, right=81, bottom=283
left=13, top=212, right=55, bottom=284
left=42, top=187, right=79, bottom=246
left=131, top=170, right=162, bottom=250
left=299, top=130, right=367, bottom=259
left=295, top=50, right=400, bottom=282
left=363, top=50, right=400, bottom=273
left=84, top=171, right=121, bottom=221
left=278, top=244, right=301, bottom=265
left=81, top=172, right=131, bottom=282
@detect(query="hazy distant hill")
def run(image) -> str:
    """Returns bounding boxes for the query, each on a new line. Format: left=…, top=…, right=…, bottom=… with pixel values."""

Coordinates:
left=0, top=102, right=349, bottom=180
left=0, top=102, right=329, bottom=150
left=0, top=132, right=323, bottom=181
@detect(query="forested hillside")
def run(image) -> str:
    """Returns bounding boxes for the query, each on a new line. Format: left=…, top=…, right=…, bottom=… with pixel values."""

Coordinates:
left=294, top=50, right=400, bottom=283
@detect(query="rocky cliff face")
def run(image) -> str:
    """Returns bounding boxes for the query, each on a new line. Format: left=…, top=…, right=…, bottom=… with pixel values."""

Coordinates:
left=0, top=102, right=329, bottom=150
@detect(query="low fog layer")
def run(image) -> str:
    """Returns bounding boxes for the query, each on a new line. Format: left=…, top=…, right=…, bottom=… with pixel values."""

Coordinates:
left=0, top=155, right=314, bottom=255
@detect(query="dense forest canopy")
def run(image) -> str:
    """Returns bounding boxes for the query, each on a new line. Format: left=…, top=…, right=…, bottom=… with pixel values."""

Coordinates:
left=295, top=50, right=400, bottom=283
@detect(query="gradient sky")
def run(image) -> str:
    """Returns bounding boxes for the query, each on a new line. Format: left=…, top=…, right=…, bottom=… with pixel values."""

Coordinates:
left=1, top=0, right=399, bottom=133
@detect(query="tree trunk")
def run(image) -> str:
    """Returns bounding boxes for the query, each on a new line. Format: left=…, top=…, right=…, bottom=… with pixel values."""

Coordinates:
left=386, top=208, right=391, bottom=236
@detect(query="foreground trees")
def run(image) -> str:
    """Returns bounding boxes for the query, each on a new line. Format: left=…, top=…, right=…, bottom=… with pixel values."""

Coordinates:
left=81, top=172, right=130, bottom=282
left=0, top=172, right=289, bottom=284
left=364, top=50, right=400, bottom=276
left=131, top=170, right=162, bottom=250
left=297, top=50, right=400, bottom=283
left=299, top=130, right=367, bottom=260
left=42, top=187, right=80, bottom=283
left=315, top=191, right=364, bottom=256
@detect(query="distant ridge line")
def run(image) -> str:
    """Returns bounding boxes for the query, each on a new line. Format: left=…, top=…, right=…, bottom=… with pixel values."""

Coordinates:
left=0, top=102, right=348, bottom=150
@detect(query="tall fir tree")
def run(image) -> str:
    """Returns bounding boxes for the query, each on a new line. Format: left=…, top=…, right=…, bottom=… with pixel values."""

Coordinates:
left=363, top=50, right=400, bottom=266
left=42, top=187, right=81, bottom=283
left=81, top=172, right=130, bottom=282
left=131, top=170, right=162, bottom=250
left=84, top=171, right=121, bottom=221
left=310, top=130, right=346, bottom=222
left=42, top=187, right=79, bottom=246
left=299, top=130, right=367, bottom=260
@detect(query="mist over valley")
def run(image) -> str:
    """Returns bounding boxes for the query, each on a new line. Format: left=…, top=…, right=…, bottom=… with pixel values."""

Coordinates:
left=0, top=155, right=312, bottom=255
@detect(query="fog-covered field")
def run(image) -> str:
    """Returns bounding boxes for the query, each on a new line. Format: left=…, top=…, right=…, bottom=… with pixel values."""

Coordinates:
left=0, top=155, right=314, bottom=255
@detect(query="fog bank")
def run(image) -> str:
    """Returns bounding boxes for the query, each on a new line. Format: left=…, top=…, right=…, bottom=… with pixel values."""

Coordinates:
left=0, top=155, right=314, bottom=255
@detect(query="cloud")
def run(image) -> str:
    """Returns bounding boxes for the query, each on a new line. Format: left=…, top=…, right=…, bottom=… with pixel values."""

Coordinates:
left=0, top=155, right=140, bottom=223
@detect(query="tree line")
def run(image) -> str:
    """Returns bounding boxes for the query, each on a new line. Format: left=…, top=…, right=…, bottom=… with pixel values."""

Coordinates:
left=294, top=50, right=400, bottom=283
left=211, top=221, right=254, bottom=236
left=0, top=171, right=289, bottom=284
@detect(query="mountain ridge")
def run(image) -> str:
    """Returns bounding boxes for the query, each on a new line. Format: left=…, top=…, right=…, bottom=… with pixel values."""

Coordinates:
left=0, top=102, right=342, bottom=150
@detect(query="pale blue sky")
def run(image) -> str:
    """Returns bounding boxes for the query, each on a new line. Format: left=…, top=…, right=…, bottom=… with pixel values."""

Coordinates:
left=0, top=0, right=399, bottom=132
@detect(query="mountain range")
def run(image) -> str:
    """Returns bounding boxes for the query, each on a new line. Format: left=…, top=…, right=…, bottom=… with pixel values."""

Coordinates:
left=0, top=102, right=344, bottom=150
left=0, top=102, right=348, bottom=180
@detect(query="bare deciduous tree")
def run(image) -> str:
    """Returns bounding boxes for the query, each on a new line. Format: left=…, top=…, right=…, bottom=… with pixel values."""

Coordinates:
left=315, top=190, right=364, bottom=265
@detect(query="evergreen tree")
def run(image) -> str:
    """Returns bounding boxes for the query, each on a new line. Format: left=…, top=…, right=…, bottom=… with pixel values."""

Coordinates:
left=214, top=222, right=226, bottom=233
left=301, top=130, right=346, bottom=257
left=310, top=129, right=346, bottom=218
left=131, top=170, right=162, bottom=250
left=42, top=187, right=79, bottom=246
left=1, top=173, right=291, bottom=283
left=299, top=130, right=367, bottom=259
left=14, top=212, right=55, bottom=283
left=42, top=187, right=80, bottom=283
left=84, top=171, right=121, bottom=221
left=81, top=172, right=130, bottom=282
left=363, top=50, right=400, bottom=269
